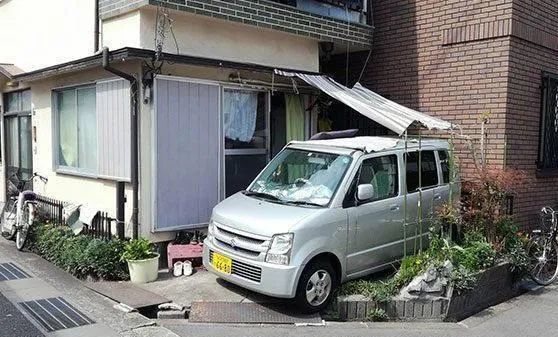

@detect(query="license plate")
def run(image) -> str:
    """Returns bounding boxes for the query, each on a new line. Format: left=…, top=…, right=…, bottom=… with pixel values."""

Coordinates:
left=212, top=252, right=232, bottom=275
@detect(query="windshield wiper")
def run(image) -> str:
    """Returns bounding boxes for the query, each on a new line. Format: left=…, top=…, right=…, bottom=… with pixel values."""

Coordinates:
left=284, top=200, right=325, bottom=208
left=243, top=190, right=282, bottom=202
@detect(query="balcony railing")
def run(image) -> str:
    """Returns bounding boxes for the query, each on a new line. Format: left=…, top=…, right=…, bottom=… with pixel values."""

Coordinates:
left=271, top=0, right=367, bottom=24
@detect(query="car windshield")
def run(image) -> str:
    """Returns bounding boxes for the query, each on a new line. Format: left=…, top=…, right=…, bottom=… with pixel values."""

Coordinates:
left=247, top=148, right=352, bottom=206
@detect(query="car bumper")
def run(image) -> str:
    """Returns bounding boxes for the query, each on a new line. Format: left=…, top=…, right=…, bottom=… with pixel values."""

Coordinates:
left=203, top=239, right=300, bottom=298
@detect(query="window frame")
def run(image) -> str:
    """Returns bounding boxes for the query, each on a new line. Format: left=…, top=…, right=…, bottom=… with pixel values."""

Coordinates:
left=222, top=86, right=270, bottom=157
left=437, top=150, right=451, bottom=184
left=404, top=150, right=439, bottom=193
left=356, top=154, right=400, bottom=205
left=537, top=71, right=558, bottom=171
left=343, top=151, right=401, bottom=208
left=3, top=89, right=33, bottom=180
left=52, top=84, right=98, bottom=178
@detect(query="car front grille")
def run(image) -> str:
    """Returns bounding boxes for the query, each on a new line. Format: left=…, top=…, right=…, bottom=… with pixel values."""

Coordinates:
left=212, top=223, right=269, bottom=259
left=209, top=251, right=262, bottom=283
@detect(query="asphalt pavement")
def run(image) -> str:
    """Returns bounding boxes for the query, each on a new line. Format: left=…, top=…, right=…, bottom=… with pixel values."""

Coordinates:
left=0, top=292, right=44, bottom=337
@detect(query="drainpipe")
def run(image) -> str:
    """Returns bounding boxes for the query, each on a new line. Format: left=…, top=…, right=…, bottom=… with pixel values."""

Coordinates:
left=102, top=47, right=139, bottom=240
left=94, top=0, right=100, bottom=52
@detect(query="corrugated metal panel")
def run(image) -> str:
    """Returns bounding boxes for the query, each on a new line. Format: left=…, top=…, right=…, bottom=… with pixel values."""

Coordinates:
left=154, top=78, right=220, bottom=230
left=96, top=79, right=131, bottom=180
left=275, top=70, right=454, bottom=135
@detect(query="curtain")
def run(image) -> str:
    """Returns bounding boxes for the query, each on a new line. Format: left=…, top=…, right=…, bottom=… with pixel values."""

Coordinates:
left=285, top=94, right=307, bottom=182
left=77, top=88, right=97, bottom=172
left=285, top=94, right=305, bottom=142
left=6, top=117, right=19, bottom=167
left=58, top=90, right=78, bottom=167
left=223, top=89, right=258, bottom=142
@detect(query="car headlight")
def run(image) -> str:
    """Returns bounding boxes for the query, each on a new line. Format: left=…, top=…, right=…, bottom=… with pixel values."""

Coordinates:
left=207, top=222, right=216, bottom=240
left=265, top=233, right=293, bottom=265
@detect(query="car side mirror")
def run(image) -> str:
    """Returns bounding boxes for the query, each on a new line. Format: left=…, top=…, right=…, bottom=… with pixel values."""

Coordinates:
left=357, top=184, right=374, bottom=201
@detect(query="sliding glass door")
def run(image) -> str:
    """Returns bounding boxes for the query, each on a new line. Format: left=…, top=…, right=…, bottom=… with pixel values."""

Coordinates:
left=223, top=88, right=269, bottom=196
left=3, top=90, right=33, bottom=192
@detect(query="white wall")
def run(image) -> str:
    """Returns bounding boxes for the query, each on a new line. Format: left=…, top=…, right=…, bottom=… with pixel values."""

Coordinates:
left=21, top=64, right=137, bottom=237
left=0, top=0, right=96, bottom=71
left=101, top=7, right=319, bottom=72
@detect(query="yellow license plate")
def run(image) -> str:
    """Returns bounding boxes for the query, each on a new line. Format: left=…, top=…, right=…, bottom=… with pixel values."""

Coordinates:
left=212, top=252, right=232, bottom=275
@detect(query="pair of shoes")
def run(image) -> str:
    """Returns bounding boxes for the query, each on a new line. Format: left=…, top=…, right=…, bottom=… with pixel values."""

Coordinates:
left=173, top=260, right=193, bottom=277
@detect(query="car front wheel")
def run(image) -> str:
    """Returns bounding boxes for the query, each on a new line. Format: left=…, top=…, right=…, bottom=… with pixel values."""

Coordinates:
left=294, top=260, right=336, bottom=313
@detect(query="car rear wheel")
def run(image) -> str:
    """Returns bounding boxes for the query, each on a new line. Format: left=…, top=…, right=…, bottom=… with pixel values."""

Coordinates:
left=295, top=260, right=336, bottom=313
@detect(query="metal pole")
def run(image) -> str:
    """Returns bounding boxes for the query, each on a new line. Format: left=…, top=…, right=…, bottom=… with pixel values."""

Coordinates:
left=403, top=131, right=408, bottom=258
left=418, top=129, right=423, bottom=253
left=116, top=181, right=125, bottom=240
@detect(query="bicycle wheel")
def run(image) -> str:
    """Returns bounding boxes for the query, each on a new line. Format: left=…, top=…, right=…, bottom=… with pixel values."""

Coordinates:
left=528, top=235, right=558, bottom=286
left=15, top=203, right=33, bottom=251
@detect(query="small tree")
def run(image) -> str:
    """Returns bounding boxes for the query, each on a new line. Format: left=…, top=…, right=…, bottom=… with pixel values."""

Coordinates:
left=461, top=166, right=525, bottom=244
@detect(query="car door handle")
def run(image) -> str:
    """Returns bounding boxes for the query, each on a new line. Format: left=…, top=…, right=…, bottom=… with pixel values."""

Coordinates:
left=390, top=205, right=400, bottom=211
left=434, top=194, right=442, bottom=200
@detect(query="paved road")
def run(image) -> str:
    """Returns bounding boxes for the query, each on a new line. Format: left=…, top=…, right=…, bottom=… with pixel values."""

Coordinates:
left=0, top=292, right=43, bottom=337
left=163, top=284, right=558, bottom=337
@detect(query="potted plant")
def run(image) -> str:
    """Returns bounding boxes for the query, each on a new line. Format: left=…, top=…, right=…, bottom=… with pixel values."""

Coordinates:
left=122, top=238, right=159, bottom=284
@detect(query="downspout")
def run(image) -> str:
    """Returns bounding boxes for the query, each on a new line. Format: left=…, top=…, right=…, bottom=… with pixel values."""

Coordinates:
left=94, top=0, right=100, bottom=52
left=102, top=47, right=139, bottom=240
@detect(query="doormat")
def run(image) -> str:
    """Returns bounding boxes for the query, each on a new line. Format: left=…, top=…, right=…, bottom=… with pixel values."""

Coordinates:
left=189, top=301, right=322, bottom=324
left=0, top=262, right=31, bottom=281
left=85, top=282, right=170, bottom=309
left=19, top=297, right=95, bottom=332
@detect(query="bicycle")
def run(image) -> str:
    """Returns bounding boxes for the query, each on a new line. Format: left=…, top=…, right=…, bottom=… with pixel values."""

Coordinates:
left=528, top=206, right=558, bottom=285
left=0, top=172, right=48, bottom=250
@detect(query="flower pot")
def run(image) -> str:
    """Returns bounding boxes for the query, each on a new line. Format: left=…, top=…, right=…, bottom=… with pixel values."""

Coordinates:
left=126, top=253, right=160, bottom=284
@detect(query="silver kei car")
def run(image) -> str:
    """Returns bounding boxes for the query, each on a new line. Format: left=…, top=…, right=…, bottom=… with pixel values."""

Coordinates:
left=203, top=136, right=459, bottom=312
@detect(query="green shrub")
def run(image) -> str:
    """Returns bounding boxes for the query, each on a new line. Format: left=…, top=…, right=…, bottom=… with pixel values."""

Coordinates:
left=450, top=266, right=477, bottom=295
left=28, top=223, right=129, bottom=281
left=121, top=237, right=157, bottom=261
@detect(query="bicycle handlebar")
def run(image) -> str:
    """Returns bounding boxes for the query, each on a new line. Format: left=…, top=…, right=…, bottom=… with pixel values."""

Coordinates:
left=8, top=172, right=48, bottom=187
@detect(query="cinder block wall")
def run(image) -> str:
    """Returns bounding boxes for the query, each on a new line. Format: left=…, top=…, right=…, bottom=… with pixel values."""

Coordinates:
left=326, top=0, right=558, bottom=226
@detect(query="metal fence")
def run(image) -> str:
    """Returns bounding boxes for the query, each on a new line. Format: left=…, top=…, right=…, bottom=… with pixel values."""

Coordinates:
left=82, top=211, right=115, bottom=240
left=35, top=195, right=64, bottom=225
left=35, top=195, right=119, bottom=240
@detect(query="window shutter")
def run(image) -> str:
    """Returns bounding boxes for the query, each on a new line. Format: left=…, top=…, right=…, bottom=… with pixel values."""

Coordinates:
left=153, top=78, right=221, bottom=230
left=96, top=79, right=131, bottom=180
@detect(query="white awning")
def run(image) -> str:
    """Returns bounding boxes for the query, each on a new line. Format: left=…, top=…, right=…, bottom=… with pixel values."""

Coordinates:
left=275, top=70, right=454, bottom=136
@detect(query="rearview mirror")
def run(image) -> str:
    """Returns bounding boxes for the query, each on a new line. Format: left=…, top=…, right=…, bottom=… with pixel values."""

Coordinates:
left=357, top=184, right=374, bottom=201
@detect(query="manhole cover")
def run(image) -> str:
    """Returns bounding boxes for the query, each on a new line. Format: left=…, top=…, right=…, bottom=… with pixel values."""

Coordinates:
left=19, top=297, right=95, bottom=332
left=189, top=301, right=322, bottom=324
left=0, top=262, right=31, bottom=281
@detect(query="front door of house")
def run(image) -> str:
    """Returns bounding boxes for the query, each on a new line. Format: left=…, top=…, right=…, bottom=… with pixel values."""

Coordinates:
left=3, top=89, right=33, bottom=195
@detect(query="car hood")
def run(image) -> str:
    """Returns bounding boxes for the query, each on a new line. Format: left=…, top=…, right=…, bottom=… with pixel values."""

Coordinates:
left=211, top=192, right=318, bottom=238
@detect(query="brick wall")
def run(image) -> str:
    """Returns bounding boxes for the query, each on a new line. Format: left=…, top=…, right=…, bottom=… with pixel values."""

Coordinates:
left=99, top=0, right=373, bottom=48
left=325, top=0, right=558, bottom=226
left=505, top=0, right=558, bottom=225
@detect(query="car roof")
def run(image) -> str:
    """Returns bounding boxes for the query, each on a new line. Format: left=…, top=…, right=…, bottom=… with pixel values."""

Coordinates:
left=288, top=136, right=449, bottom=154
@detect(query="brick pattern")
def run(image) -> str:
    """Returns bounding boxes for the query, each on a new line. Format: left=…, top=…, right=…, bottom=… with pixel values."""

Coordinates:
left=99, top=0, right=373, bottom=47
left=443, top=19, right=558, bottom=52
left=442, top=19, right=512, bottom=45
left=325, top=0, right=558, bottom=226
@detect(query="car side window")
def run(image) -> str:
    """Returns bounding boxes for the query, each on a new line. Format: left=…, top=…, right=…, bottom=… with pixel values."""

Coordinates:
left=438, top=150, right=450, bottom=184
left=405, top=151, right=438, bottom=192
left=357, top=155, right=399, bottom=202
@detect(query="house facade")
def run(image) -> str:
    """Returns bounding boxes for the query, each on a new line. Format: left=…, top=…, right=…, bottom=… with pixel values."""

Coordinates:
left=0, top=0, right=373, bottom=241
left=325, top=0, right=558, bottom=227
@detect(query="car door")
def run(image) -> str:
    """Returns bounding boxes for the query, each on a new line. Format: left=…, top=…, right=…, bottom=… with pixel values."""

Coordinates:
left=345, top=153, right=403, bottom=276
left=403, top=150, right=439, bottom=255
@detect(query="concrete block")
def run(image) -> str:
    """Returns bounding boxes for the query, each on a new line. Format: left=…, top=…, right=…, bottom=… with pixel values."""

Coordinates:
left=157, top=309, right=186, bottom=319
